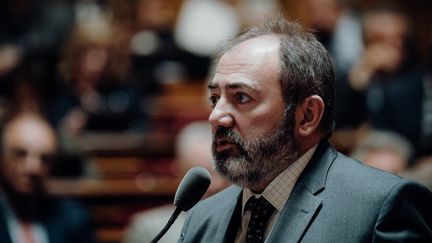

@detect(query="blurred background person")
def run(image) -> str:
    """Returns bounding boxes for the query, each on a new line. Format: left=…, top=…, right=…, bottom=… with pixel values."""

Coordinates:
left=398, top=46, right=432, bottom=190
left=291, top=0, right=366, bottom=154
left=347, top=4, right=425, bottom=157
left=300, top=0, right=363, bottom=77
left=0, top=111, right=95, bottom=243
left=123, top=121, right=229, bottom=243
left=417, top=45, right=432, bottom=158
left=351, top=130, right=413, bottom=174
left=0, top=0, right=74, bottom=115
left=50, top=9, right=147, bottom=136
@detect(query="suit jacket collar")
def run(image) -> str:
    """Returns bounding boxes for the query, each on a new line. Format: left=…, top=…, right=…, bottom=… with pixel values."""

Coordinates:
left=220, top=186, right=243, bottom=243
left=0, top=195, right=15, bottom=243
left=0, top=194, right=60, bottom=243
left=298, top=140, right=337, bottom=195
left=267, top=140, right=337, bottom=242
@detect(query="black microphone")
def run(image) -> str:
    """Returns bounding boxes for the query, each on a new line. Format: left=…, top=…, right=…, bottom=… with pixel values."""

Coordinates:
left=150, top=167, right=211, bottom=243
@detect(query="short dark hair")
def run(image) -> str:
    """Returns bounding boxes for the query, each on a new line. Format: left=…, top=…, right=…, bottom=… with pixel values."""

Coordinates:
left=218, top=16, right=335, bottom=137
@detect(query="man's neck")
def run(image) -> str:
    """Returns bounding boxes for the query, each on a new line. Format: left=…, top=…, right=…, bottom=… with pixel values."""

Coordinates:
left=246, top=143, right=319, bottom=193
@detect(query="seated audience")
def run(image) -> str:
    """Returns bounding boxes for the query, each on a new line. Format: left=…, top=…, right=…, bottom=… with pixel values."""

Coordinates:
left=123, top=121, right=229, bottom=243
left=0, top=112, right=95, bottom=243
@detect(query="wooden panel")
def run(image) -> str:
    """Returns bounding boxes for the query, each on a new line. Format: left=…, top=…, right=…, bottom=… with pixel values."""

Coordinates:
left=47, top=176, right=181, bottom=243
left=47, top=177, right=180, bottom=198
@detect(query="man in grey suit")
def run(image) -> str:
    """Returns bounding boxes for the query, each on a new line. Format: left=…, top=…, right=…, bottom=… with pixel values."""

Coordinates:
left=179, top=17, right=432, bottom=242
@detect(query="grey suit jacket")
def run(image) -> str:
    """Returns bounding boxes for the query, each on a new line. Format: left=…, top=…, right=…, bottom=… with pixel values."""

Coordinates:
left=179, top=141, right=432, bottom=242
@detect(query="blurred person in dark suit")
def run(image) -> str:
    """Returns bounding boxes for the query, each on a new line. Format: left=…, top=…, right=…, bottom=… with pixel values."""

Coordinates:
left=347, top=4, right=425, bottom=157
left=123, top=121, right=229, bottom=243
left=179, top=17, right=432, bottom=242
left=0, top=112, right=95, bottom=243
left=398, top=50, right=432, bottom=190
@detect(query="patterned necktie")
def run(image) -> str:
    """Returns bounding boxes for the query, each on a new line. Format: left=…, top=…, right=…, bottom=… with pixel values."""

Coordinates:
left=245, top=196, right=276, bottom=243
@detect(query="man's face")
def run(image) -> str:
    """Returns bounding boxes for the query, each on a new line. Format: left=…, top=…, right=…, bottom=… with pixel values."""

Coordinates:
left=208, top=35, right=299, bottom=190
left=0, top=116, right=57, bottom=195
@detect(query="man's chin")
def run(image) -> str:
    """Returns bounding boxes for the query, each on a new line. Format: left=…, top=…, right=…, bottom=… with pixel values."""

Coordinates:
left=14, top=184, right=34, bottom=194
left=12, top=181, right=46, bottom=197
left=214, top=157, right=254, bottom=186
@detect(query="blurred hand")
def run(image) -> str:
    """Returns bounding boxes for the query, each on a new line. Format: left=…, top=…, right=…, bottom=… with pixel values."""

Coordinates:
left=363, top=43, right=402, bottom=73
left=349, top=43, right=402, bottom=90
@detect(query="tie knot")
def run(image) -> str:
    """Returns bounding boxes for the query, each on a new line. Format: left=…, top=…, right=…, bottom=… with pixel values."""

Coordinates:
left=245, top=196, right=274, bottom=214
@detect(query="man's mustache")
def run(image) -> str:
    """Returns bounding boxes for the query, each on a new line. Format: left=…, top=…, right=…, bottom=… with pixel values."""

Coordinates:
left=213, top=127, right=242, bottom=144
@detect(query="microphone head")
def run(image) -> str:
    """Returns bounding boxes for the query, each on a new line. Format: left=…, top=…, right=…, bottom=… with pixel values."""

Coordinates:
left=174, top=166, right=211, bottom=211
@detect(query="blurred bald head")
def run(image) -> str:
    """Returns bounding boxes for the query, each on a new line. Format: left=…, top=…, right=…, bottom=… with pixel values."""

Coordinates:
left=1, top=112, right=57, bottom=195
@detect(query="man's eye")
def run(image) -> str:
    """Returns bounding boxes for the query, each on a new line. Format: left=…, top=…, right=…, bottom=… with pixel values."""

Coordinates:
left=236, top=93, right=251, bottom=104
left=209, top=95, right=219, bottom=108
left=12, top=149, right=27, bottom=160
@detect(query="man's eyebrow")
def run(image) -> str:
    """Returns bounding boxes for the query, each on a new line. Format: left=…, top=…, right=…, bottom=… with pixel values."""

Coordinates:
left=208, top=83, right=218, bottom=90
left=208, top=82, right=259, bottom=91
left=226, top=82, right=259, bottom=91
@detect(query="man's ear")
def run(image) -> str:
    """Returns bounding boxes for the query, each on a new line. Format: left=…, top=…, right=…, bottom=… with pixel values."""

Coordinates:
left=295, top=95, right=325, bottom=137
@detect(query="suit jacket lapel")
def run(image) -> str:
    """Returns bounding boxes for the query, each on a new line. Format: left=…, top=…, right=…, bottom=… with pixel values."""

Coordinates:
left=267, top=182, right=322, bottom=242
left=267, top=141, right=337, bottom=242
left=0, top=215, right=13, bottom=243
left=220, top=186, right=242, bottom=243
left=0, top=198, right=15, bottom=243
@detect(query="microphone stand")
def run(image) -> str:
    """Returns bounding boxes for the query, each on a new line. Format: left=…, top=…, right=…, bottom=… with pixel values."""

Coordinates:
left=150, top=207, right=183, bottom=243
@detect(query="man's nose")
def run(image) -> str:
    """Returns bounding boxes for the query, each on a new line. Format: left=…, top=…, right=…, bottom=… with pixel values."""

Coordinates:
left=208, top=99, right=234, bottom=128
left=24, top=155, right=44, bottom=175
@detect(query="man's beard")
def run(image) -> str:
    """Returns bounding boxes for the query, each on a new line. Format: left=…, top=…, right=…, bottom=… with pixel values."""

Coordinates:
left=212, top=109, right=299, bottom=191
left=0, top=175, right=49, bottom=221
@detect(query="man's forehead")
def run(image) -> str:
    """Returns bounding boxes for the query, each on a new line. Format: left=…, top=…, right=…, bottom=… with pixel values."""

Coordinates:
left=4, top=117, right=57, bottom=151
left=209, top=35, right=281, bottom=90
left=223, top=35, right=281, bottom=60
left=230, top=34, right=281, bottom=51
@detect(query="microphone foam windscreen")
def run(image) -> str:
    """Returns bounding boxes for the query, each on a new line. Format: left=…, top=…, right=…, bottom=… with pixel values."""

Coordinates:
left=174, top=167, right=211, bottom=211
